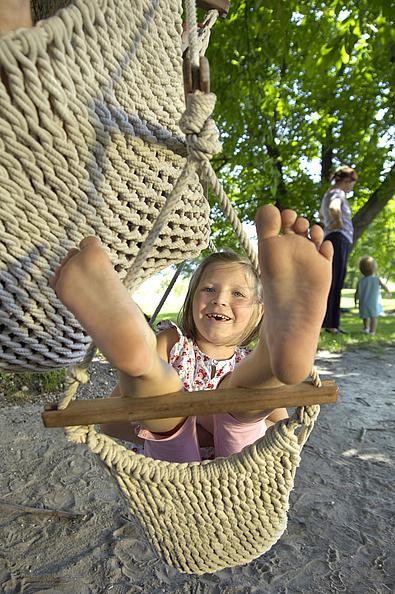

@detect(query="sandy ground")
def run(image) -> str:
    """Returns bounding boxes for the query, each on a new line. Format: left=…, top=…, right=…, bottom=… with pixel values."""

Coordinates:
left=0, top=345, right=394, bottom=594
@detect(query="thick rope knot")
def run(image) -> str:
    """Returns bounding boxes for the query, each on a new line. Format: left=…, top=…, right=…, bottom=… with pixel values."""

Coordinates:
left=64, top=425, right=90, bottom=444
left=179, top=92, right=222, bottom=163
left=286, top=404, right=320, bottom=447
left=295, top=405, right=319, bottom=426
left=58, top=365, right=90, bottom=410
left=67, top=366, right=90, bottom=386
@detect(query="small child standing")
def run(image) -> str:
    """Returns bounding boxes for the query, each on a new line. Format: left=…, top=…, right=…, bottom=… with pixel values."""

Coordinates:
left=354, top=256, right=391, bottom=335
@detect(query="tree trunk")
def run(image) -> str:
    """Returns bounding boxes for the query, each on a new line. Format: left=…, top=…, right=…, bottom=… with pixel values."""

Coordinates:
left=352, top=165, right=395, bottom=244
left=321, top=130, right=334, bottom=182
left=265, top=142, right=287, bottom=209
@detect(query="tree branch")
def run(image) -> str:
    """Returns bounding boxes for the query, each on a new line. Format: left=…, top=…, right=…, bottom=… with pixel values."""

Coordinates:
left=352, top=165, right=395, bottom=244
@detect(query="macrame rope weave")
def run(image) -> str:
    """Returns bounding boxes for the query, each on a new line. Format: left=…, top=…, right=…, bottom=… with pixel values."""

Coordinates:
left=1, top=0, right=322, bottom=575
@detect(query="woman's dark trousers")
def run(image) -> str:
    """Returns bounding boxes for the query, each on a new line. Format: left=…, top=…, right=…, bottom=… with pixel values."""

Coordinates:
left=322, top=232, right=351, bottom=330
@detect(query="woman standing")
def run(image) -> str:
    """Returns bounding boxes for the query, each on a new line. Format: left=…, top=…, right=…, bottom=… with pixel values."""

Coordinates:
left=320, top=165, right=358, bottom=334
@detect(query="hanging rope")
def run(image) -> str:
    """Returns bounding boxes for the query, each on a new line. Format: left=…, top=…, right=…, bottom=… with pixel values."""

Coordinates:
left=148, top=260, right=186, bottom=327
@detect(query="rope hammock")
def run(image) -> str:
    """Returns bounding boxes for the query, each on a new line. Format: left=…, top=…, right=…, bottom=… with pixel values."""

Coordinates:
left=0, top=0, right=338, bottom=575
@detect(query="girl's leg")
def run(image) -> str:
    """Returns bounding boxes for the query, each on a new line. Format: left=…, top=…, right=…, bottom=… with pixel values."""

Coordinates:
left=370, top=317, right=377, bottom=335
left=221, top=204, right=333, bottom=393
left=139, top=416, right=201, bottom=462
left=0, top=0, right=32, bottom=36
left=100, top=385, right=144, bottom=444
left=198, top=414, right=281, bottom=456
left=51, top=237, right=184, bottom=434
left=213, top=413, right=268, bottom=458
left=362, top=318, right=369, bottom=333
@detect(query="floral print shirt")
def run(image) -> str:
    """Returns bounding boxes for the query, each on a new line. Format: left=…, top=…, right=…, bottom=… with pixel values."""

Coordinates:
left=157, top=321, right=249, bottom=392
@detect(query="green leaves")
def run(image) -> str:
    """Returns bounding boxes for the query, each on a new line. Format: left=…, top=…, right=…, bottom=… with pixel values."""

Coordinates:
left=205, top=0, right=394, bottom=271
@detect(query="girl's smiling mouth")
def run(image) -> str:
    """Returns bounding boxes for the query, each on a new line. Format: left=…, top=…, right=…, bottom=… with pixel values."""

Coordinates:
left=206, top=313, right=232, bottom=321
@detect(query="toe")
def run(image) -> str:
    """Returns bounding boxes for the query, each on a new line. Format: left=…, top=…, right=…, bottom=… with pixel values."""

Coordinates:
left=49, top=248, right=79, bottom=289
left=280, top=209, right=298, bottom=234
left=293, top=217, right=309, bottom=236
left=320, top=239, right=334, bottom=261
left=310, top=224, right=324, bottom=246
left=255, top=204, right=282, bottom=240
left=79, top=236, right=102, bottom=250
left=60, top=247, right=80, bottom=265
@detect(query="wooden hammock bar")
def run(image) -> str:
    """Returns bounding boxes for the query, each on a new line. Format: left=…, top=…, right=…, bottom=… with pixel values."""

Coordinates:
left=42, top=380, right=338, bottom=428
left=196, top=0, right=230, bottom=16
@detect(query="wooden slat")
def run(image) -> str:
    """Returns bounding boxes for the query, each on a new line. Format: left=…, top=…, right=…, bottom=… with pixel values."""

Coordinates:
left=196, top=0, right=230, bottom=15
left=42, top=380, right=338, bottom=428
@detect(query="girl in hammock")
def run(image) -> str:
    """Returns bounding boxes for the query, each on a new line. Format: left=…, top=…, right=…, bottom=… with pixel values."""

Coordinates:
left=51, top=205, right=333, bottom=462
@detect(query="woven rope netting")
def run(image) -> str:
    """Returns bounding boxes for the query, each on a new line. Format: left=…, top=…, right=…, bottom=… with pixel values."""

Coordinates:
left=0, top=0, right=210, bottom=372
left=74, top=403, right=320, bottom=574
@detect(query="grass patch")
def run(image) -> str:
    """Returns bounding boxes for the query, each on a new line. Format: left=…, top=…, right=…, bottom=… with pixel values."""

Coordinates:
left=0, top=369, right=65, bottom=404
left=318, top=289, right=394, bottom=353
left=318, top=310, right=394, bottom=353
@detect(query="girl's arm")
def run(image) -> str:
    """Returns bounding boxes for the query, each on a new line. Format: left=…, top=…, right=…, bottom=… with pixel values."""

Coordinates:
left=328, top=196, right=343, bottom=230
left=379, top=278, right=391, bottom=295
left=266, top=408, right=289, bottom=426
left=156, top=326, right=179, bottom=361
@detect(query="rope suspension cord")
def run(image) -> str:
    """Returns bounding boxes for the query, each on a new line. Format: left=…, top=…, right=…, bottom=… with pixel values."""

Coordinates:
left=121, top=0, right=258, bottom=287
left=148, top=260, right=186, bottom=328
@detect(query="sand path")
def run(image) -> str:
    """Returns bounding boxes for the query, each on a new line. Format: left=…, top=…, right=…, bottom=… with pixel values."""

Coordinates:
left=0, top=346, right=393, bottom=593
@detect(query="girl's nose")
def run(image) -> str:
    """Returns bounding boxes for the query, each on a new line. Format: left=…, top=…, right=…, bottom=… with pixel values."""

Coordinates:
left=212, top=293, right=228, bottom=306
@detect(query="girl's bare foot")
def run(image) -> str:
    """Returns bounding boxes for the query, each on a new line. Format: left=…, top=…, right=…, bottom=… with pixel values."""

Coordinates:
left=0, top=0, right=32, bottom=36
left=50, top=237, right=157, bottom=378
left=256, top=204, right=333, bottom=384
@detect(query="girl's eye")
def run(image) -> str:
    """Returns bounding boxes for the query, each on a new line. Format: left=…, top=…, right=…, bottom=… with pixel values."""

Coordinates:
left=233, top=291, right=246, bottom=298
left=202, top=287, right=215, bottom=293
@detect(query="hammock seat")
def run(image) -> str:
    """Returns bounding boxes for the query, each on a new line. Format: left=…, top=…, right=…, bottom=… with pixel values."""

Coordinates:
left=66, top=403, right=321, bottom=574
left=0, top=0, right=209, bottom=372
left=1, top=0, right=337, bottom=575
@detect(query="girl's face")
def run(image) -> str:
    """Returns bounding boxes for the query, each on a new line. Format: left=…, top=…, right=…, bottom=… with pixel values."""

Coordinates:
left=192, top=262, right=262, bottom=358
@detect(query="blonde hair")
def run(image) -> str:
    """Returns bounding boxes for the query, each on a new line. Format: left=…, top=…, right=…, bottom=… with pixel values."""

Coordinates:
left=359, top=256, right=377, bottom=276
left=178, top=251, right=264, bottom=346
left=331, top=165, right=358, bottom=183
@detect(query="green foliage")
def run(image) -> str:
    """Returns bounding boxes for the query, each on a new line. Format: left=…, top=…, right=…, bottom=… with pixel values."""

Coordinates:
left=205, top=0, right=394, bottom=258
